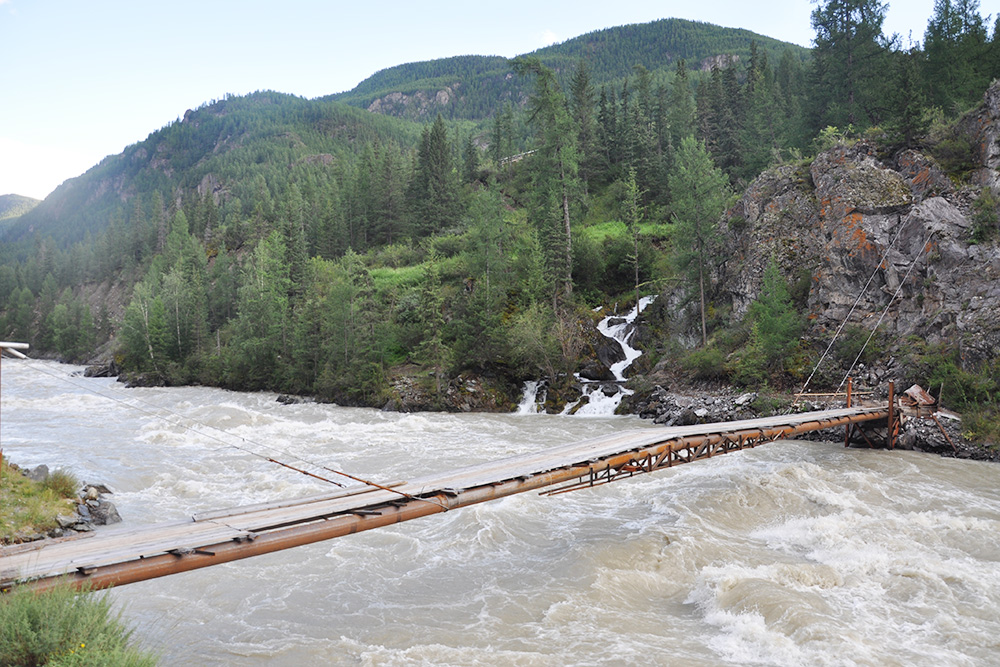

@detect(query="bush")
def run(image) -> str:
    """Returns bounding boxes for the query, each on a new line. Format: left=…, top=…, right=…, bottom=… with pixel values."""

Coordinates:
left=902, top=341, right=1000, bottom=411
left=961, top=406, right=1000, bottom=446
left=730, top=323, right=768, bottom=387
left=42, top=469, right=79, bottom=499
left=833, top=325, right=884, bottom=368
left=0, top=585, right=157, bottom=666
left=971, top=189, right=999, bottom=244
left=751, top=390, right=787, bottom=416
left=683, top=347, right=727, bottom=380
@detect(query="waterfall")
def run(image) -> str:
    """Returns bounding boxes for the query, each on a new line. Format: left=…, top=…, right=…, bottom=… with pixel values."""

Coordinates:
left=516, top=296, right=655, bottom=416
left=572, top=295, right=656, bottom=416
left=516, top=380, right=544, bottom=414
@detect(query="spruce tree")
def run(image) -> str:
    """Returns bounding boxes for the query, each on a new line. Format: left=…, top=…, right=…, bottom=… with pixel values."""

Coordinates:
left=670, top=136, right=730, bottom=346
left=512, top=56, right=581, bottom=306
left=809, top=0, right=891, bottom=130
left=569, top=61, right=598, bottom=190
left=408, top=115, right=459, bottom=236
left=668, top=59, right=697, bottom=146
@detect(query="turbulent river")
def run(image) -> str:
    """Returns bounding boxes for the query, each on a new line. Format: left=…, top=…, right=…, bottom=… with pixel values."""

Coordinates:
left=3, top=361, right=1000, bottom=666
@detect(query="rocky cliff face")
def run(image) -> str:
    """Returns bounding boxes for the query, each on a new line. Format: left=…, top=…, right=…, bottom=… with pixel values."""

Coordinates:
left=366, top=86, right=459, bottom=119
left=718, top=82, right=1000, bottom=382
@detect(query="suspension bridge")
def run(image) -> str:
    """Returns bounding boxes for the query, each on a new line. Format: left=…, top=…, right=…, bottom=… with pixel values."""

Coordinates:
left=1, top=370, right=897, bottom=593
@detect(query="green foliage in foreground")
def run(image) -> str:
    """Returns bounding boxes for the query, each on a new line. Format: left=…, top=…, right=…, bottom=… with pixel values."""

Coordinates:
left=0, top=585, right=156, bottom=666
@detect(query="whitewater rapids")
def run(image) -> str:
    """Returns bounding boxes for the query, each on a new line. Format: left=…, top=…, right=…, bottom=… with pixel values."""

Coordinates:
left=3, top=361, right=999, bottom=665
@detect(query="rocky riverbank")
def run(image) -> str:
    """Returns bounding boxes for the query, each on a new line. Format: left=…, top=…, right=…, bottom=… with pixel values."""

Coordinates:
left=4, top=464, right=122, bottom=544
left=624, top=382, right=996, bottom=461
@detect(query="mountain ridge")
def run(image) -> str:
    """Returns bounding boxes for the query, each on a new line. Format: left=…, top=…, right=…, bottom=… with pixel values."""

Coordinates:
left=330, top=18, right=809, bottom=120
left=0, top=194, right=40, bottom=222
left=3, top=17, right=807, bottom=248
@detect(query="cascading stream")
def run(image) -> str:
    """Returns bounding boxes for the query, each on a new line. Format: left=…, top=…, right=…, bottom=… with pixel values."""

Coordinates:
left=571, top=295, right=656, bottom=415
left=517, top=296, right=655, bottom=416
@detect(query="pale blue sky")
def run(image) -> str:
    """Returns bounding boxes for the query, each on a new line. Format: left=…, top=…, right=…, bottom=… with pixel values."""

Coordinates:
left=0, top=0, right=989, bottom=200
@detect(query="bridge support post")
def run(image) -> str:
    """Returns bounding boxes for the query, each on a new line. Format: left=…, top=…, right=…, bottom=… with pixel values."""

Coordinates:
left=844, top=377, right=853, bottom=448
left=888, top=381, right=896, bottom=450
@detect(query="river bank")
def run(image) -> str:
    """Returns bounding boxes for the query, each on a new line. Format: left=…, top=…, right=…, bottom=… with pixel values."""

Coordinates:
left=90, top=294, right=999, bottom=463
left=0, top=459, right=122, bottom=545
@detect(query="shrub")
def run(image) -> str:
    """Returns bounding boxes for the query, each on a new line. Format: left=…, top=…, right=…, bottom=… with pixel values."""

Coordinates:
left=730, top=323, right=768, bottom=387
left=42, top=469, right=79, bottom=499
left=961, top=406, right=1000, bottom=446
left=834, top=325, right=884, bottom=368
left=683, top=347, right=727, bottom=381
left=751, top=390, right=787, bottom=416
left=971, top=189, right=999, bottom=244
left=0, top=585, right=157, bottom=666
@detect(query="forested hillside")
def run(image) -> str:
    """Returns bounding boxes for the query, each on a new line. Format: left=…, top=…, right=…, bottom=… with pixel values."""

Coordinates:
left=330, top=18, right=809, bottom=121
left=0, top=195, right=39, bottom=223
left=3, top=3, right=1000, bottom=429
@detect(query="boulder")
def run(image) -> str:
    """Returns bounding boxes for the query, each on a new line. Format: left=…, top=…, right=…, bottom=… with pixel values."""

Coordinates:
left=90, top=501, right=122, bottom=526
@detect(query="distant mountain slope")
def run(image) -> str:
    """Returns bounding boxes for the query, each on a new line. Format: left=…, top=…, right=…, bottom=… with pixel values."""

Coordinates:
left=3, top=17, right=809, bottom=249
left=3, top=91, right=423, bottom=247
left=330, top=18, right=809, bottom=121
left=0, top=194, right=40, bottom=221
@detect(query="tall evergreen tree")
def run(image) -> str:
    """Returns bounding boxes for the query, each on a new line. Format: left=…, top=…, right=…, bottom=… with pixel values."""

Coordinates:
left=670, top=136, right=730, bottom=346
left=569, top=60, right=598, bottom=190
left=490, top=102, right=516, bottom=176
left=809, top=0, right=891, bottom=130
left=668, top=59, right=697, bottom=146
left=924, top=0, right=990, bottom=113
left=513, top=56, right=581, bottom=305
left=408, top=115, right=459, bottom=236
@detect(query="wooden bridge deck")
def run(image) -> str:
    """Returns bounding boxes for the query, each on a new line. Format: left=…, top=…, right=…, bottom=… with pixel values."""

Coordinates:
left=0, top=406, right=889, bottom=592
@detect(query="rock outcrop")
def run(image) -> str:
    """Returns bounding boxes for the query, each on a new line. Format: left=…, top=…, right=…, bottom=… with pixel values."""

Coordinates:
left=717, top=82, right=1000, bottom=381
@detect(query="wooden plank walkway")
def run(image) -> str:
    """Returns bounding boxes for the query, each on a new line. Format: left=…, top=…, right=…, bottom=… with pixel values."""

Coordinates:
left=0, top=406, right=889, bottom=592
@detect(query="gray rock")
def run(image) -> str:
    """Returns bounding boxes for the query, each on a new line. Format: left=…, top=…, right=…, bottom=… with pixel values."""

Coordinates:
left=91, top=501, right=122, bottom=526
left=26, top=465, right=49, bottom=483
left=676, top=408, right=699, bottom=426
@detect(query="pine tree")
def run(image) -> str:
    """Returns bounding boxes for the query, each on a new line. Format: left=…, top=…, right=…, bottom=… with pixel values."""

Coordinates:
left=513, top=56, right=581, bottom=306
left=746, top=256, right=803, bottom=371
left=809, top=0, right=892, bottom=130
left=490, top=102, right=516, bottom=176
left=924, top=0, right=990, bottom=113
left=668, top=59, right=697, bottom=146
left=622, top=168, right=644, bottom=308
left=408, top=115, right=459, bottom=236
left=462, top=134, right=481, bottom=184
left=887, top=47, right=929, bottom=146
left=569, top=60, right=598, bottom=190
left=670, top=136, right=730, bottom=346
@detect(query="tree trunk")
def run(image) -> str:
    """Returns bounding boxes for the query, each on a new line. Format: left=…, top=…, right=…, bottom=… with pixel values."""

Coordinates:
left=561, top=161, right=573, bottom=301
left=699, top=263, right=707, bottom=346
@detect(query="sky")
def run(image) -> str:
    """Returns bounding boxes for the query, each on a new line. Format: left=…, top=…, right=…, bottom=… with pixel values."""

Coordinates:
left=1, top=0, right=995, bottom=201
